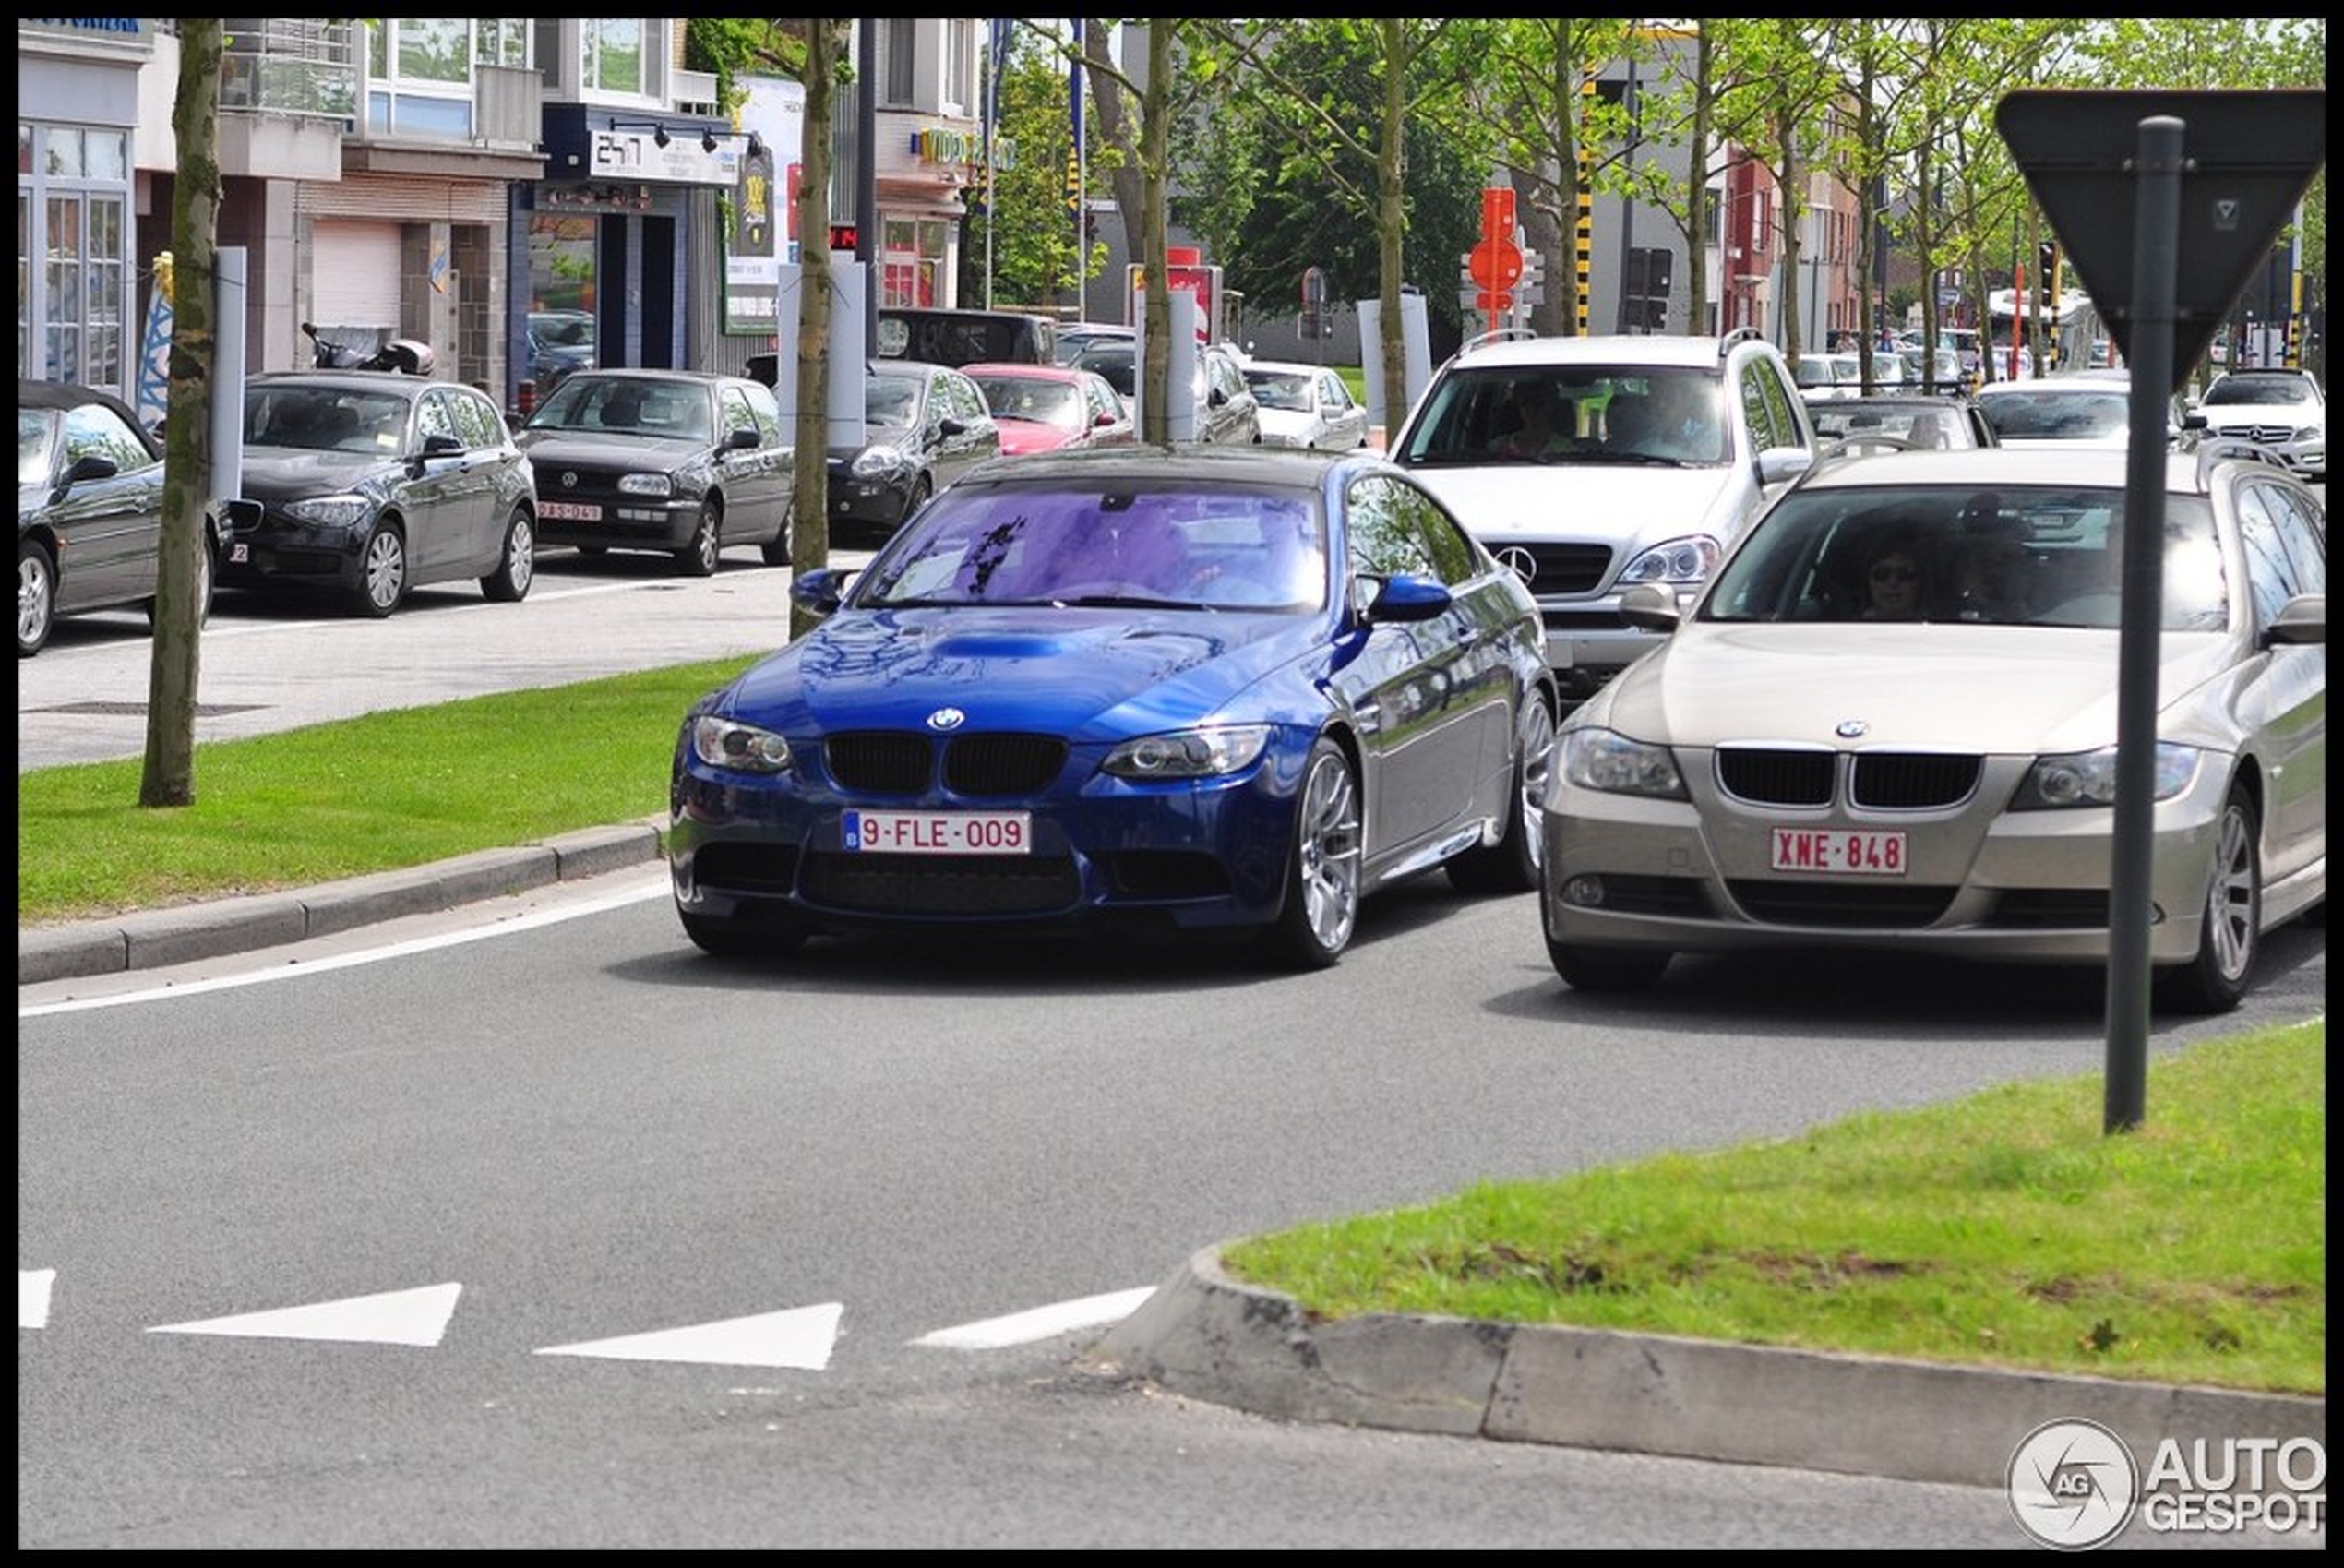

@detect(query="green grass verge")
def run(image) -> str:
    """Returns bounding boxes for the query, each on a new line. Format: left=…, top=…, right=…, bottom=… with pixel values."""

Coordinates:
left=1225, top=1019, right=2326, bottom=1394
left=18, top=656, right=758, bottom=925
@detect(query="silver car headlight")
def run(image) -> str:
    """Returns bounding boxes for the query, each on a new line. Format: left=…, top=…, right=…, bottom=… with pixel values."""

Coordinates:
left=1559, top=726, right=1687, bottom=799
left=2013, top=742, right=2200, bottom=809
left=282, top=494, right=373, bottom=529
left=618, top=473, right=675, bottom=497
left=1103, top=724, right=1273, bottom=780
left=690, top=714, right=794, bottom=773
left=1617, top=535, right=1721, bottom=587
left=852, top=444, right=907, bottom=478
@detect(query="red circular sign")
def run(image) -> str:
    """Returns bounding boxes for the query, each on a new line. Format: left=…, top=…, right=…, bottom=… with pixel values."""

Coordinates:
left=1468, top=240, right=1524, bottom=292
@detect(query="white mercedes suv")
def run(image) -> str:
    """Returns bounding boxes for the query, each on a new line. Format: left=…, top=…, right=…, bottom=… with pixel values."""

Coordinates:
left=1387, top=329, right=1818, bottom=705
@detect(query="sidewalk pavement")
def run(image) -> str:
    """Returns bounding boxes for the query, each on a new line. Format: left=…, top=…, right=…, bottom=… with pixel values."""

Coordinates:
left=19, top=827, right=2326, bottom=1502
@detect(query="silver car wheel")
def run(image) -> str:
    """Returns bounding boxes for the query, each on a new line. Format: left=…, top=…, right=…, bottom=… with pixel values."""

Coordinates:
left=18, top=540, right=57, bottom=656
left=2206, top=797, right=2260, bottom=982
left=1519, top=697, right=1557, bottom=879
left=359, top=525, right=407, bottom=616
left=1295, top=743, right=1362, bottom=954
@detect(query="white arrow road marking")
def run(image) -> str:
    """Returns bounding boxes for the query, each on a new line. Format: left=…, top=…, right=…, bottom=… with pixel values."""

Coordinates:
left=148, top=1282, right=462, bottom=1346
left=535, top=1302, right=843, bottom=1370
left=911, top=1287, right=1156, bottom=1350
left=21, top=1269, right=56, bottom=1328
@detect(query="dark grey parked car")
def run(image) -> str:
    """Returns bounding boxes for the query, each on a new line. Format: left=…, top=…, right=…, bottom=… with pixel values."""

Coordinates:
left=514, top=369, right=793, bottom=575
left=226, top=372, right=537, bottom=618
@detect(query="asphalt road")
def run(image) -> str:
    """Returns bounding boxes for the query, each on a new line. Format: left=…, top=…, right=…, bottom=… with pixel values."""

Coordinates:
left=19, top=857, right=2325, bottom=1548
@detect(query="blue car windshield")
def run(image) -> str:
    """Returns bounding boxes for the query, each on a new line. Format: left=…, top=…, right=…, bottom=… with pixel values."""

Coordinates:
left=855, top=483, right=1330, bottom=612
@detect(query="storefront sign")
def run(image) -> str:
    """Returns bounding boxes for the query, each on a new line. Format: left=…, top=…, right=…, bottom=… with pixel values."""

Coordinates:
left=589, top=129, right=738, bottom=186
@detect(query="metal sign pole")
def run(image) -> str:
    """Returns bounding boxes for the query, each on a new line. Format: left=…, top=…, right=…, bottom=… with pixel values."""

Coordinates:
left=2101, top=116, right=2183, bottom=1134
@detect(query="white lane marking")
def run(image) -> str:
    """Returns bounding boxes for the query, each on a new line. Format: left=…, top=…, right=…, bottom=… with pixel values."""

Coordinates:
left=910, top=1286, right=1156, bottom=1350
left=20, top=1269, right=56, bottom=1328
left=18, top=877, right=670, bottom=1019
left=149, top=1281, right=463, bottom=1347
left=535, top=1302, right=843, bottom=1370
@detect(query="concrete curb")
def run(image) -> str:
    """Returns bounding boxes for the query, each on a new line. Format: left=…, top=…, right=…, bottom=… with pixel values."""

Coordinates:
left=18, top=818, right=666, bottom=987
left=1092, top=1245, right=2325, bottom=1490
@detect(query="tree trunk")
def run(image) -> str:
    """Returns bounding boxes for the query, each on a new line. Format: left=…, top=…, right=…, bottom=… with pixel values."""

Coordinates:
left=140, top=18, right=222, bottom=808
left=789, top=20, right=845, bottom=643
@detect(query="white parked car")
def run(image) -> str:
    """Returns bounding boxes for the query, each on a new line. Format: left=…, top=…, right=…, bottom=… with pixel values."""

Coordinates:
left=1540, top=444, right=2327, bottom=1014
left=1241, top=359, right=1369, bottom=451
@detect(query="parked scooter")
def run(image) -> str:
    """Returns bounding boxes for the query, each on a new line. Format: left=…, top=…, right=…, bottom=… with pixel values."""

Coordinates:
left=302, top=321, right=437, bottom=376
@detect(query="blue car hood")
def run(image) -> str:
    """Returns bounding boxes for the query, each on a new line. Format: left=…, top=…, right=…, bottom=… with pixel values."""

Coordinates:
left=723, top=605, right=1321, bottom=739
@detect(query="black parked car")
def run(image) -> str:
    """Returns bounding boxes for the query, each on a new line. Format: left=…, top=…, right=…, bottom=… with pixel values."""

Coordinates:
left=826, top=360, right=1001, bottom=543
left=224, top=372, right=537, bottom=617
left=18, top=377, right=220, bottom=657
left=514, top=369, right=794, bottom=575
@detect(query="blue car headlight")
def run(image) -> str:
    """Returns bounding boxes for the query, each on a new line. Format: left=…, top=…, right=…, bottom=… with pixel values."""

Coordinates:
left=282, top=494, right=373, bottom=529
left=1559, top=726, right=1687, bottom=799
left=1616, top=535, right=1720, bottom=588
left=1104, top=724, right=1274, bottom=780
left=690, top=714, right=794, bottom=773
left=2013, top=742, right=2199, bottom=809
left=618, top=473, right=675, bottom=497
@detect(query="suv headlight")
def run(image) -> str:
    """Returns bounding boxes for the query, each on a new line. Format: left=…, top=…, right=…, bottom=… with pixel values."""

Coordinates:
left=1617, top=535, right=1721, bottom=587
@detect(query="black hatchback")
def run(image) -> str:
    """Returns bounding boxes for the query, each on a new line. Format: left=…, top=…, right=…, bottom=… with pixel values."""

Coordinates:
left=515, top=370, right=795, bottom=575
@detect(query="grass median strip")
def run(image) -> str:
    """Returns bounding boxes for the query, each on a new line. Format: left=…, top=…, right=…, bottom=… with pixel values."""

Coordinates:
left=1223, top=1018, right=2326, bottom=1394
left=18, top=656, right=757, bottom=926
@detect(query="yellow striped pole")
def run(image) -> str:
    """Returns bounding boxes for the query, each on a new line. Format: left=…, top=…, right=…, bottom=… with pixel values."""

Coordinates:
left=1575, top=76, right=1596, bottom=335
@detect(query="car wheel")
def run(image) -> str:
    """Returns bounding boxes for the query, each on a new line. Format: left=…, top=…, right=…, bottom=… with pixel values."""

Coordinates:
left=353, top=523, right=407, bottom=617
left=142, top=528, right=217, bottom=628
left=481, top=506, right=535, bottom=603
left=759, top=499, right=795, bottom=567
left=1264, top=736, right=1362, bottom=970
left=2153, top=783, right=2262, bottom=1015
left=1446, top=688, right=1555, bottom=895
left=680, top=908, right=809, bottom=958
left=676, top=503, right=721, bottom=578
left=903, top=475, right=933, bottom=525
left=18, top=538, right=57, bottom=658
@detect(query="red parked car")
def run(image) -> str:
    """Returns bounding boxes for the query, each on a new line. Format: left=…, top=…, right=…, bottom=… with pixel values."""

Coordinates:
left=963, top=363, right=1136, bottom=457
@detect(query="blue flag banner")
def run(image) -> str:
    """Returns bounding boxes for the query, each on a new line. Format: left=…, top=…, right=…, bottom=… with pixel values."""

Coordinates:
left=136, top=250, right=174, bottom=432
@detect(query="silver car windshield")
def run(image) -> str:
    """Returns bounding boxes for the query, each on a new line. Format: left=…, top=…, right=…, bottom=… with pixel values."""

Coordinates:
left=1702, top=485, right=2228, bottom=630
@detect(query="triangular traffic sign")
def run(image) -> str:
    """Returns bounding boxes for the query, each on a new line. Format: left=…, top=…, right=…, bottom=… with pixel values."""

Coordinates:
left=1996, top=90, right=2324, bottom=389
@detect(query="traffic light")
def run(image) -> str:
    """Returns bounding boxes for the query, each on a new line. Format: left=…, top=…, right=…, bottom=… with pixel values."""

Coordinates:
left=2038, top=241, right=2060, bottom=295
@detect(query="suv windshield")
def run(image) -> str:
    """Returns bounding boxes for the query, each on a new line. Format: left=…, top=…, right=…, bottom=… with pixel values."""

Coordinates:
left=1393, top=365, right=1727, bottom=467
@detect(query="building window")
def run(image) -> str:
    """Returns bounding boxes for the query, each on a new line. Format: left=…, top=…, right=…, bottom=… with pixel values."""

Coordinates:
left=474, top=19, right=528, bottom=70
left=582, top=18, right=646, bottom=97
left=363, top=18, right=475, bottom=138
left=19, top=124, right=130, bottom=392
left=883, top=18, right=916, bottom=108
left=944, top=19, right=973, bottom=116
